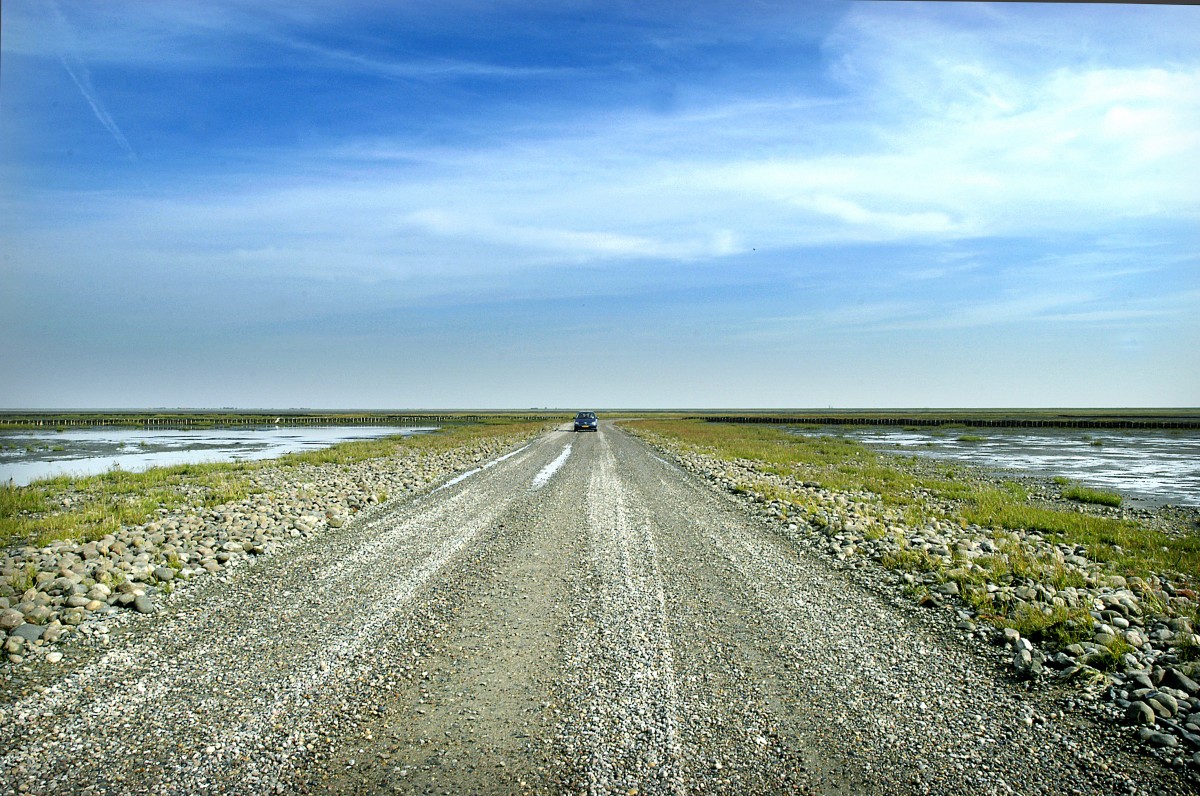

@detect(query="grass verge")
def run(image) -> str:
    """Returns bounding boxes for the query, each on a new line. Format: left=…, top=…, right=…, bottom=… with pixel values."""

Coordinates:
left=1061, top=483, right=1122, bottom=508
left=1, top=420, right=549, bottom=548
left=623, top=418, right=1199, bottom=585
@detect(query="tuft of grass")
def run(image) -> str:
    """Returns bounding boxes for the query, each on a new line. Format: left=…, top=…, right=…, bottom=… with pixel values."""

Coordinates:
left=203, top=480, right=249, bottom=508
left=957, top=434, right=987, bottom=443
left=1, top=482, right=50, bottom=516
left=881, top=547, right=943, bottom=573
left=6, top=563, right=37, bottom=593
left=1088, top=636, right=1135, bottom=672
left=1000, top=603, right=1093, bottom=647
left=1061, top=483, right=1122, bottom=508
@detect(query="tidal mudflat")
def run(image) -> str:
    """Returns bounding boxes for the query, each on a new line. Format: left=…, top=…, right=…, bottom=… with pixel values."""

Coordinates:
left=788, top=426, right=1200, bottom=508
left=0, top=425, right=435, bottom=487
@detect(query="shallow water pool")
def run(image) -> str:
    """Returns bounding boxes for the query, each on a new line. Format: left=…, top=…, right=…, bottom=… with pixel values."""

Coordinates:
left=0, top=425, right=435, bottom=486
left=787, top=426, right=1200, bottom=507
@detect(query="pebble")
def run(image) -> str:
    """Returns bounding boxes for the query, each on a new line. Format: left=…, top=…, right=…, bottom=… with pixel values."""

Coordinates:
left=635, top=427, right=1200, bottom=765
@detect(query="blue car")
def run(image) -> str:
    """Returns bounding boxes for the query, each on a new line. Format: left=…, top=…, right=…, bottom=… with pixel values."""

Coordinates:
left=573, top=411, right=598, bottom=432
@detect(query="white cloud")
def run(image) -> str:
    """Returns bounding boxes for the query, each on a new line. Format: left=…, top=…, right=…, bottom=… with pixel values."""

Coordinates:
left=404, top=209, right=733, bottom=261
left=8, top=2, right=1198, bottom=308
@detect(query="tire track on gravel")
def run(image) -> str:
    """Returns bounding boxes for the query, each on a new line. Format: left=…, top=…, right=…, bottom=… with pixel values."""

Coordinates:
left=563, top=433, right=686, bottom=796
left=0, top=435, right=562, bottom=796
left=617, top=426, right=1193, bottom=796
left=317, top=429, right=593, bottom=795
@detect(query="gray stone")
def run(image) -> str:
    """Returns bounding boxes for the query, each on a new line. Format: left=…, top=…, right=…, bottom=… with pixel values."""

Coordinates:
left=153, top=566, right=176, bottom=582
left=1132, top=672, right=1156, bottom=691
left=1164, top=669, right=1200, bottom=696
left=1150, top=692, right=1180, bottom=717
left=133, top=595, right=155, bottom=614
left=1147, top=732, right=1179, bottom=749
left=1013, top=649, right=1043, bottom=678
left=10, top=622, right=45, bottom=642
left=0, top=608, right=23, bottom=630
left=1124, top=630, right=1147, bottom=648
left=24, top=604, right=53, bottom=625
left=1126, top=701, right=1156, bottom=725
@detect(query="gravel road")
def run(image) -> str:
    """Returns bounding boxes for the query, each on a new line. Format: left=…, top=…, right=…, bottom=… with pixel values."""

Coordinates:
left=0, top=423, right=1188, bottom=795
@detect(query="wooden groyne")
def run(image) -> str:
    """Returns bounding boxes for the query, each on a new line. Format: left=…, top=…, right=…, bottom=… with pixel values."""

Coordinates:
left=0, top=412, right=567, bottom=429
left=692, top=415, right=1200, bottom=430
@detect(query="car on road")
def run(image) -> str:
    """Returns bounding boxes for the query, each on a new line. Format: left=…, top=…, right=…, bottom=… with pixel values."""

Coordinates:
left=573, top=411, right=598, bottom=432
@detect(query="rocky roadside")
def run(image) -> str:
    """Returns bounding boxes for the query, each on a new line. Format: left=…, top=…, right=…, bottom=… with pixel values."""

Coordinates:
left=0, top=430, right=540, bottom=682
left=626, top=426, right=1200, bottom=782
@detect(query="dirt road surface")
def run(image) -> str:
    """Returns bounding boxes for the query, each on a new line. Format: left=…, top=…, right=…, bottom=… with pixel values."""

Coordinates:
left=1, top=423, right=1188, bottom=795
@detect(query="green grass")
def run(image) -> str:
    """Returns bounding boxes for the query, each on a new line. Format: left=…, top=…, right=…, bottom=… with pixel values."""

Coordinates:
left=1, top=420, right=548, bottom=548
left=880, top=547, right=943, bottom=573
left=1087, top=636, right=1136, bottom=672
left=1061, top=483, right=1122, bottom=508
left=624, top=418, right=1200, bottom=584
left=998, top=604, right=1093, bottom=647
left=6, top=563, right=37, bottom=594
left=1, top=482, right=51, bottom=517
left=957, top=434, right=987, bottom=442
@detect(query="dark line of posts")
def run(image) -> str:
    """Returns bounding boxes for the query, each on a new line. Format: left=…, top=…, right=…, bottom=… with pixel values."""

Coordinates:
left=690, top=416, right=1200, bottom=430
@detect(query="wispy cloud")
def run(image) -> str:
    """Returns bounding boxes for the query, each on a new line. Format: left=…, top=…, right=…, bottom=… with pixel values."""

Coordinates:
left=272, top=34, right=576, bottom=81
left=46, top=0, right=136, bottom=159
left=404, top=209, right=736, bottom=261
left=3, top=2, right=1197, bottom=407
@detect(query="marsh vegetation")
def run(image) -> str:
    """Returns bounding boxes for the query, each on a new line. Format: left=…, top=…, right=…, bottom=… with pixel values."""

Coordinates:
left=624, top=419, right=1199, bottom=586
left=0, top=420, right=549, bottom=548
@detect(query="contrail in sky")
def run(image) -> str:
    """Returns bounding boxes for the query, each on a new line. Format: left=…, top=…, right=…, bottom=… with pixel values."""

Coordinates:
left=48, top=0, right=137, bottom=160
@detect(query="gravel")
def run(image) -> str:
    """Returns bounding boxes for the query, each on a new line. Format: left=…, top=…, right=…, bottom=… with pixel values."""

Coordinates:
left=1, top=423, right=1193, bottom=794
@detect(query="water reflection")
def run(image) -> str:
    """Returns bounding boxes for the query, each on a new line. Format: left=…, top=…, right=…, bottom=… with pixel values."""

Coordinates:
left=787, top=427, right=1200, bottom=507
left=0, top=426, right=435, bottom=486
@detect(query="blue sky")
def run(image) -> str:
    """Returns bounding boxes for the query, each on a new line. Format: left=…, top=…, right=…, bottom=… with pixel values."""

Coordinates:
left=1, top=1, right=1197, bottom=409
